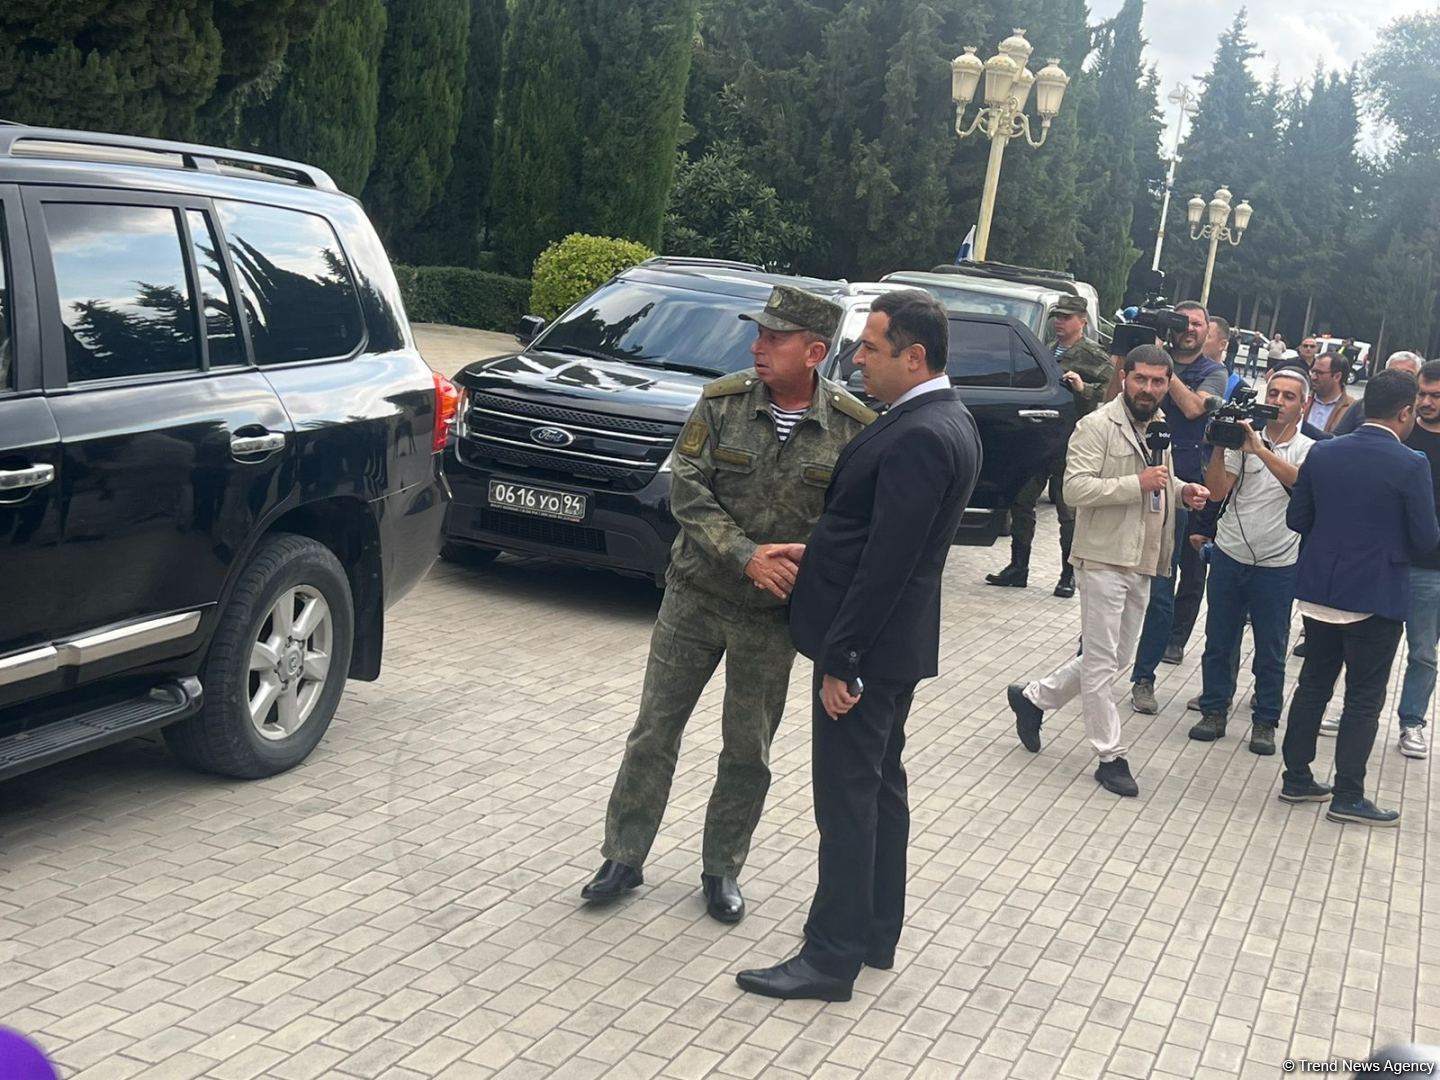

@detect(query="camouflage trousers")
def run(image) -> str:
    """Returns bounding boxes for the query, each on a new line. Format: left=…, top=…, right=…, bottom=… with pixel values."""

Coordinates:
left=1010, top=464, right=1075, bottom=555
left=603, top=581, right=795, bottom=878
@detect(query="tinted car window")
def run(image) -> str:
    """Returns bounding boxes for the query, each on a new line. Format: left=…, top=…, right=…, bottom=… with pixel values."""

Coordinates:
left=1013, top=338, right=1047, bottom=388
left=947, top=320, right=1012, bottom=387
left=45, top=203, right=200, bottom=382
left=924, top=284, right=1046, bottom=337
left=217, top=201, right=362, bottom=364
left=538, top=280, right=759, bottom=375
left=186, top=210, right=245, bottom=367
left=0, top=206, right=10, bottom=390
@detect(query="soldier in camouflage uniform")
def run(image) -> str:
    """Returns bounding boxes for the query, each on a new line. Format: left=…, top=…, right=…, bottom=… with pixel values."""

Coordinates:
left=580, top=285, right=876, bottom=924
left=986, top=294, right=1113, bottom=598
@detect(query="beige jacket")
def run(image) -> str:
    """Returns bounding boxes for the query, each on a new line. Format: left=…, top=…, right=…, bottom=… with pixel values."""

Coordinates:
left=1064, top=394, right=1186, bottom=574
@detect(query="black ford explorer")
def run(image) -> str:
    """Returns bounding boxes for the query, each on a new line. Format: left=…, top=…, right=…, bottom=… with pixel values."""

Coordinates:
left=443, top=258, right=1078, bottom=584
left=0, top=125, right=450, bottom=781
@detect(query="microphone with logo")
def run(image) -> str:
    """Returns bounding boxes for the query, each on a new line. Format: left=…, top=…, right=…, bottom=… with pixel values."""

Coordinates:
left=1144, top=420, right=1171, bottom=513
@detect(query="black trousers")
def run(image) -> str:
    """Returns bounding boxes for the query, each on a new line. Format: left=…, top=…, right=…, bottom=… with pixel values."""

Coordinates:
left=801, top=667, right=915, bottom=982
left=1282, top=615, right=1404, bottom=802
left=1169, top=540, right=1208, bottom=650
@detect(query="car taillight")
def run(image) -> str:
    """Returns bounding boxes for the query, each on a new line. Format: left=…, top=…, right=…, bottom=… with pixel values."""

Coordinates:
left=432, top=371, right=459, bottom=453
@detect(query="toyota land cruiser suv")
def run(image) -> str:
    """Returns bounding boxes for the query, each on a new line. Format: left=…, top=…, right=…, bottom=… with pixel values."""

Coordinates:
left=442, top=258, right=1076, bottom=583
left=0, top=126, right=451, bottom=781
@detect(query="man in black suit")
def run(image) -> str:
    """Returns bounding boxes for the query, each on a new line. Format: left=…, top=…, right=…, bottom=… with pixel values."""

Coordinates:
left=735, top=290, right=982, bottom=1002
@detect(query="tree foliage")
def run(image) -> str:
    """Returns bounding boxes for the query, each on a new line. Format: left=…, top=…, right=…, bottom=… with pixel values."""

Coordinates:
left=663, top=144, right=812, bottom=268
left=362, top=0, right=471, bottom=245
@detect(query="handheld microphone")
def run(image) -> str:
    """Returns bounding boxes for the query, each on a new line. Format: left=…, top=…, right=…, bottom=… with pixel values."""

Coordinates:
left=1145, top=420, right=1171, bottom=512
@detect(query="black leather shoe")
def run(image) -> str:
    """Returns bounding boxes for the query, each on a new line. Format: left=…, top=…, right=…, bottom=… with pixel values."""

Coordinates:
left=1095, top=757, right=1139, bottom=797
left=1278, top=780, right=1332, bottom=804
left=1161, top=642, right=1184, bottom=665
left=701, top=874, right=744, bottom=923
left=580, top=859, right=642, bottom=902
left=1008, top=683, right=1043, bottom=753
left=1053, top=571, right=1075, bottom=598
left=985, top=563, right=1029, bottom=587
left=735, top=955, right=852, bottom=1002
left=1326, top=798, right=1400, bottom=827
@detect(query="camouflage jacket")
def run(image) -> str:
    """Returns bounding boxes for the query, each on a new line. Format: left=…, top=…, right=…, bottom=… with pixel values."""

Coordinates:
left=1058, top=337, right=1113, bottom=416
left=667, top=369, right=876, bottom=609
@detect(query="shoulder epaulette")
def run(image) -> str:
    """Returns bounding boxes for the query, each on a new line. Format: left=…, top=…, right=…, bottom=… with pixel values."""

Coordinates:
left=829, top=388, right=879, bottom=426
left=702, top=371, right=760, bottom=398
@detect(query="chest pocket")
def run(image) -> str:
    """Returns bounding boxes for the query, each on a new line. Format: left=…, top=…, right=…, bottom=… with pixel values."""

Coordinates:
left=801, top=463, right=833, bottom=488
left=713, top=446, right=756, bottom=473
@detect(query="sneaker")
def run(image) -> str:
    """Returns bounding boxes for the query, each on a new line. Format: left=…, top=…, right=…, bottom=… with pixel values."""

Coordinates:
left=1095, top=757, right=1139, bottom=797
left=1326, top=798, right=1400, bottom=827
left=1278, top=780, right=1332, bottom=803
left=1008, top=684, right=1043, bottom=753
left=1132, top=680, right=1158, bottom=715
left=1161, top=642, right=1184, bottom=665
left=1399, top=727, right=1428, bottom=759
left=1319, top=716, right=1340, bottom=737
left=1248, top=723, right=1276, bottom=756
left=1186, top=694, right=1201, bottom=712
left=1188, top=712, right=1227, bottom=741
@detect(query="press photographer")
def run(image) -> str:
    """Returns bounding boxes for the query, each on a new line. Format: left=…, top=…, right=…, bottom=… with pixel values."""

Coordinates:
left=1188, top=366, right=1314, bottom=755
left=1106, top=301, right=1229, bottom=715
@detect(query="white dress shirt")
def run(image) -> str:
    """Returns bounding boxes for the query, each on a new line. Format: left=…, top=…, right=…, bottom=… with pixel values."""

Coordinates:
left=889, top=374, right=952, bottom=410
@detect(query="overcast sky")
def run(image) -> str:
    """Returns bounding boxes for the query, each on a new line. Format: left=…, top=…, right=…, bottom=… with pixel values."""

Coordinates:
left=1087, top=0, right=1423, bottom=154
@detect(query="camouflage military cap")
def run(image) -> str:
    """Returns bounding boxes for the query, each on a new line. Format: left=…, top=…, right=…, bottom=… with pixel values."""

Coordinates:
left=739, top=284, right=843, bottom=340
left=1048, top=294, right=1089, bottom=319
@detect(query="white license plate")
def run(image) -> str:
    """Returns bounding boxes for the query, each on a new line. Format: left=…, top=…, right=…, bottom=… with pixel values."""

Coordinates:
left=488, top=480, right=588, bottom=522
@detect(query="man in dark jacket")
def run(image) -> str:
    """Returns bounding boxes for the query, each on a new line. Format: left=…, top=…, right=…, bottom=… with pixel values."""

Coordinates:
left=1280, top=370, right=1439, bottom=826
left=735, top=289, right=981, bottom=1002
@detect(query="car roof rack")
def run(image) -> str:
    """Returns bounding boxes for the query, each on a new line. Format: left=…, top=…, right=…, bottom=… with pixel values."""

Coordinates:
left=0, top=124, right=339, bottom=192
left=924, top=261, right=1081, bottom=296
left=638, top=256, right=766, bottom=273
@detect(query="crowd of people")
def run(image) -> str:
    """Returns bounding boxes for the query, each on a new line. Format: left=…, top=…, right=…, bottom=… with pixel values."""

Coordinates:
left=568, top=281, right=1438, bottom=1003
left=1004, top=300, right=1440, bottom=823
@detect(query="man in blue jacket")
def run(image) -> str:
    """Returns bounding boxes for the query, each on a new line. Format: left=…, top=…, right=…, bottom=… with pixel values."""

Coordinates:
left=1280, top=370, right=1440, bottom=826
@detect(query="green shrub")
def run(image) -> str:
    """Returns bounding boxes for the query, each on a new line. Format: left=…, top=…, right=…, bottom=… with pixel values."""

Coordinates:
left=529, top=233, right=654, bottom=320
left=395, top=264, right=532, bottom=331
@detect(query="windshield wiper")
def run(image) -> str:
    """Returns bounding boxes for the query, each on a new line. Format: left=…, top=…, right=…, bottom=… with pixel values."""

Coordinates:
left=637, top=359, right=725, bottom=378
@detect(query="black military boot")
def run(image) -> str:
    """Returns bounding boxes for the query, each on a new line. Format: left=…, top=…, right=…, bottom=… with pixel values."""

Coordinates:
left=986, top=543, right=1030, bottom=588
left=1053, top=564, right=1075, bottom=599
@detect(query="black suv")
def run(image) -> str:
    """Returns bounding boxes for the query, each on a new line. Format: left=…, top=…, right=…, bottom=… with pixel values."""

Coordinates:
left=0, top=126, right=450, bottom=781
left=442, top=259, right=1076, bottom=582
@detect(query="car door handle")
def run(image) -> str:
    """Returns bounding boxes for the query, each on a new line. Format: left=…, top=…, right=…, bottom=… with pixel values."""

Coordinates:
left=1018, top=409, right=1060, bottom=421
left=0, top=464, right=56, bottom=492
left=230, top=432, right=286, bottom=456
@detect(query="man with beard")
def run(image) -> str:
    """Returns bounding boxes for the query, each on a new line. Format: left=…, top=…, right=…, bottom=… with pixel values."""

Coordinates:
left=1395, top=360, right=1440, bottom=760
left=1122, top=302, right=1227, bottom=714
left=1009, top=346, right=1210, bottom=797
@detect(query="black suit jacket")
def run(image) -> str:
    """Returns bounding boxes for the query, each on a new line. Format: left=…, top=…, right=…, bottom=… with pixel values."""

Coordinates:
left=789, top=387, right=983, bottom=684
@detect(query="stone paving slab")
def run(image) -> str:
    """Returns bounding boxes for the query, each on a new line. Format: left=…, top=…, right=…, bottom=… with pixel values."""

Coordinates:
left=1, top=516, right=1435, bottom=1079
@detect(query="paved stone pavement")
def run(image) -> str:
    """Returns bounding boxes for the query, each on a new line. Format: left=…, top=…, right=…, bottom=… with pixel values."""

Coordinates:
left=414, top=324, right=519, bottom=378
left=2, top=540, right=1437, bottom=1072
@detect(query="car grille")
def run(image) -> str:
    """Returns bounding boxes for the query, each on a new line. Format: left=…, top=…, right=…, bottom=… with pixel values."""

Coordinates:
left=474, top=508, right=606, bottom=553
left=458, top=391, right=681, bottom=489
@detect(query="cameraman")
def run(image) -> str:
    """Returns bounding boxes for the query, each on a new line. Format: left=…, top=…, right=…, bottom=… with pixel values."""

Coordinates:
left=1111, top=302, right=1229, bottom=715
left=1188, top=367, right=1314, bottom=755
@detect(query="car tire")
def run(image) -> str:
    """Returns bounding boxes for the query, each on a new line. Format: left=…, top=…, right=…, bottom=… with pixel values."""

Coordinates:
left=440, top=541, right=501, bottom=565
left=164, top=533, right=354, bottom=779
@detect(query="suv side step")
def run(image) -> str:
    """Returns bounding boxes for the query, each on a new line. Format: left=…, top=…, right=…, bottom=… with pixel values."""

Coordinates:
left=0, top=678, right=203, bottom=781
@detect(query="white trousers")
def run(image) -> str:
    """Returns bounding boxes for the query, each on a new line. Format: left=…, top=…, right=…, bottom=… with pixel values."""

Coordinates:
left=1026, top=566, right=1152, bottom=763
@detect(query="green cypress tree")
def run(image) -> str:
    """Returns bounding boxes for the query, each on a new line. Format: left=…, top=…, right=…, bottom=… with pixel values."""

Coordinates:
left=362, top=0, right=471, bottom=245
left=490, top=0, right=585, bottom=273
left=234, top=0, right=387, bottom=194
left=403, top=0, right=508, bottom=266
left=1072, top=0, right=1156, bottom=312
left=576, top=0, right=700, bottom=249
left=0, top=1, right=333, bottom=140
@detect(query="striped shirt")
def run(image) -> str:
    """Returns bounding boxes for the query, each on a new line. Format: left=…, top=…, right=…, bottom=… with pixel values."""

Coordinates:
left=771, top=404, right=807, bottom=444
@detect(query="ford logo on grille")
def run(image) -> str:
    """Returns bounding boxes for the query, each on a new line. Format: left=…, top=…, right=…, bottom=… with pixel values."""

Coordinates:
left=530, top=425, right=575, bottom=447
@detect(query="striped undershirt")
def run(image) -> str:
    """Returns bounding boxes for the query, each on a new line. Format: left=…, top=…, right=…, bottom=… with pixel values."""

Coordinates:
left=770, top=404, right=808, bottom=443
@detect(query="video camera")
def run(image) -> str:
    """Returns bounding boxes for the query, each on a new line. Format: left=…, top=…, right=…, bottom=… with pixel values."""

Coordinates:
left=1111, top=272, right=1191, bottom=357
left=1205, top=384, right=1279, bottom=449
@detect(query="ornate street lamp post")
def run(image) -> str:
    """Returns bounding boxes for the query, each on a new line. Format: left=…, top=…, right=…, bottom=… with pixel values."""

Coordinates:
left=1187, top=186, right=1253, bottom=307
left=951, top=29, right=1070, bottom=263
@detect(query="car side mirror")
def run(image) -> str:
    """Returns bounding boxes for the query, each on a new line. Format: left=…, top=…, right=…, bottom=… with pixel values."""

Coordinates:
left=516, top=315, right=546, bottom=346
